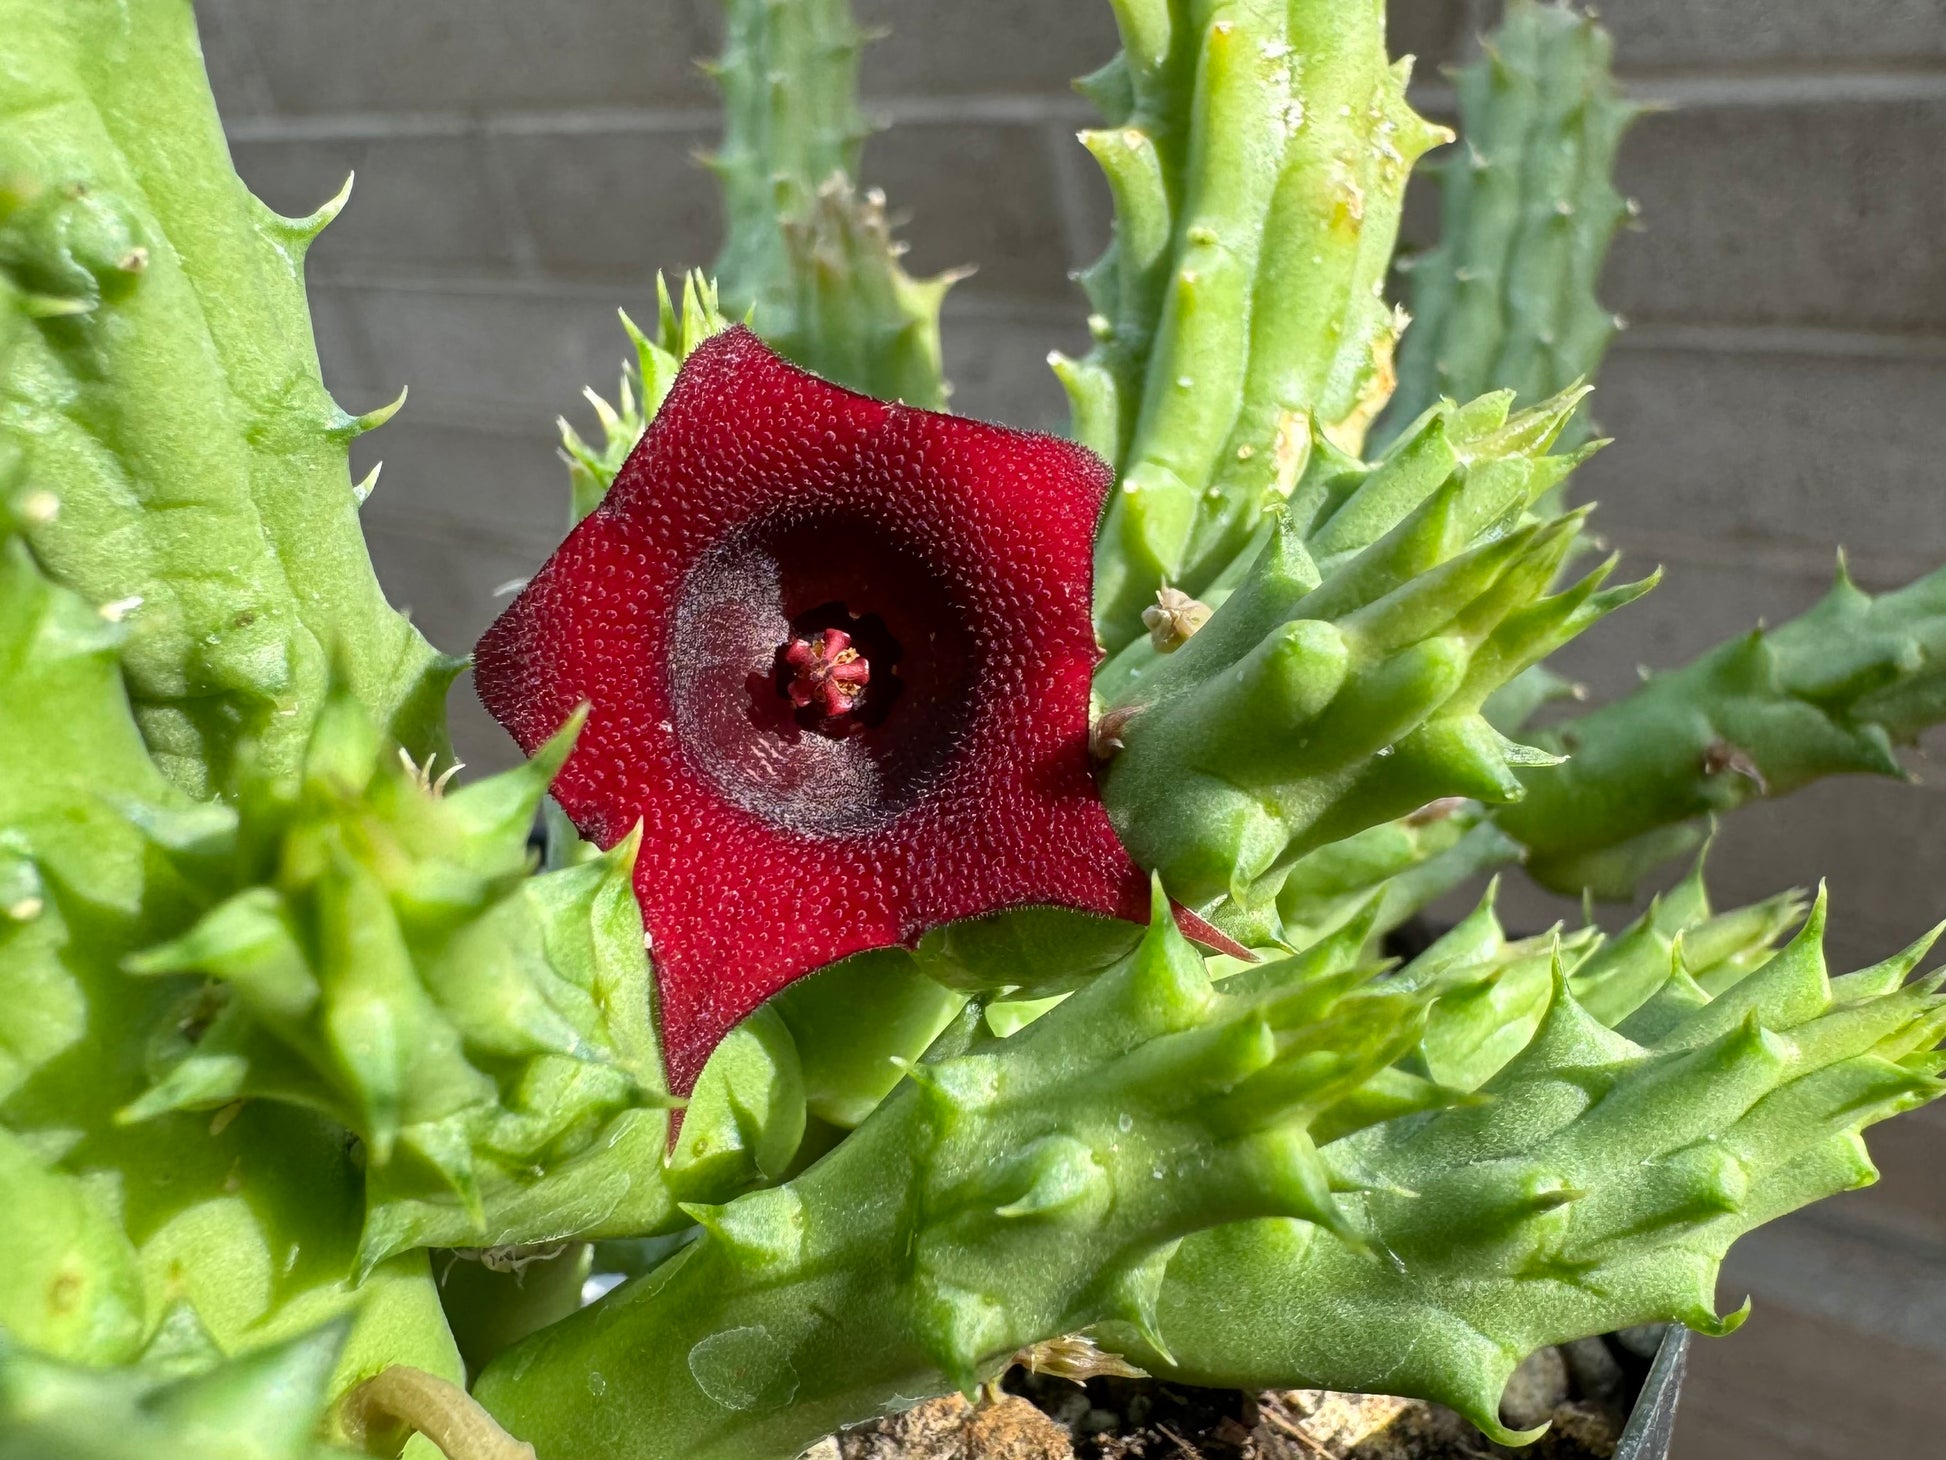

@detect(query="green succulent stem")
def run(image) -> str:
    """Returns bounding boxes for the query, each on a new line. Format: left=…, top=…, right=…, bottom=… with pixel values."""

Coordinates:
left=1500, top=559, right=1946, bottom=897
left=1381, top=0, right=1640, bottom=457
left=1071, top=0, right=1453, bottom=651
left=0, top=0, right=456, bottom=799
left=709, top=0, right=957, bottom=407
left=0, top=496, right=462, bottom=1431
left=1111, top=890, right=1944, bottom=1439
left=475, top=892, right=1433, bottom=1459
left=1099, top=386, right=1648, bottom=925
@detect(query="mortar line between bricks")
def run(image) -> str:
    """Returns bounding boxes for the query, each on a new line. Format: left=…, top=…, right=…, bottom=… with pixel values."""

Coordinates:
left=363, top=501, right=559, bottom=561
left=1613, top=323, right=1946, bottom=363
left=221, top=93, right=1099, bottom=145
left=1411, top=66, right=1946, bottom=113
left=302, top=269, right=1946, bottom=366
left=1592, top=526, right=1946, bottom=591
left=476, top=127, right=547, bottom=278
left=1792, top=1208, right=1946, bottom=1272
left=305, top=271, right=1086, bottom=321
left=221, top=67, right=1946, bottom=147
left=1721, top=1216, right=1946, bottom=1359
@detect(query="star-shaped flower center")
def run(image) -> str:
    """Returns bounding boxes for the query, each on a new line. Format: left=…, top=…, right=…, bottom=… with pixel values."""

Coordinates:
left=783, top=626, right=871, bottom=719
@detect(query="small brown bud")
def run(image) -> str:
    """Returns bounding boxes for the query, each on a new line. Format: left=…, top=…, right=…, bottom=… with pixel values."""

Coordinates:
left=1703, top=739, right=1767, bottom=792
left=1142, top=586, right=1213, bottom=653
left=1090, top=704, right=1141, bottom=761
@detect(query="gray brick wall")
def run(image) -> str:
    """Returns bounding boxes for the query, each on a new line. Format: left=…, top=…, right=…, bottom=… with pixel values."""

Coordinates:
left=199, top=4, right=1944, bottom=1447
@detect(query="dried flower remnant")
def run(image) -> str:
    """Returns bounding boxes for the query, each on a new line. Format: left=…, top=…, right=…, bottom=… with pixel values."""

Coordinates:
left=477, top=328, right=1215, bottom=1091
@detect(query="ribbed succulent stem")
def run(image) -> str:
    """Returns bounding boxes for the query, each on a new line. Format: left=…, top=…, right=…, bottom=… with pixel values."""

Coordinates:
left=476, top=893, right=1435, bottom=1459
left=709, top=0, right=958, bottom=407
left=1098, top=385, right=1647, bottom=924
left=1500, top=559, right=1946, bottom=897
left=1380, top=0, right=1640, bottom=458
left=0, top=0, right=457, bottom=798
left=1105, top=887, right=1943, bottom=1440
left=712, top=0, right=871, bottom=298
left=1072, top=0, right=1453, bottom=651
left=0, top=486, right=463, bottom=1408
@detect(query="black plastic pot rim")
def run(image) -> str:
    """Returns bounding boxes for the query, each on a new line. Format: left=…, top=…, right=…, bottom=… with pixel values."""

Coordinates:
left=1615, top=1325, right=1690, bottom=1460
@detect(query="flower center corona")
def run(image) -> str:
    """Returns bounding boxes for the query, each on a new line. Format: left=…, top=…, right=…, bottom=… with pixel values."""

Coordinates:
left=783, top=626, right=871, bottom=718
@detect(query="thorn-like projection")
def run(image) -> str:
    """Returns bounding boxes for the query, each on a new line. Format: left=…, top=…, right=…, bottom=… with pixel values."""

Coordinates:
left=352, top=460, right=383, bottom=505
left=271, top=171, right=355, bottom=255
left=329, top=384, right=408, bottom=442
left=677, top=1187, right=805, bottom=1270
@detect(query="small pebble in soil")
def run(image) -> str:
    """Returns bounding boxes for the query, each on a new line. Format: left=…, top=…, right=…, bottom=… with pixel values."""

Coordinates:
left=1560, top=1338, right=1628, bottom=1406
left=1499, top=1346, right=1570, bottom=1431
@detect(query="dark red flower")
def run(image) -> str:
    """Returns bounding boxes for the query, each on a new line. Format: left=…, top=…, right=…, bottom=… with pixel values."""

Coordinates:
left=476, top=327, right=1233, bottom=1093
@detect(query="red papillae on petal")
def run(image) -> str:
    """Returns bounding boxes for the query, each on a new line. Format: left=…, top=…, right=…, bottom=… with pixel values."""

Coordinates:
left=476, top=327, right=1224, bottom=1094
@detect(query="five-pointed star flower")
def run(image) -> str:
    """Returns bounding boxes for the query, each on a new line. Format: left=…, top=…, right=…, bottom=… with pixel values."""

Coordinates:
left=476, top=327, right=1231, bottom=1093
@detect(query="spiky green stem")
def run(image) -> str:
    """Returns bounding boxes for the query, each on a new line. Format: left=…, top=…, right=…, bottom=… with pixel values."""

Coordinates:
left=1500, top=559, right=1946, bottom=897
left=110, top=688, right=686, bottom=1273
left=1098, top=386, right=1648, bottom=922
left=709, top=0, right=957, bottom=407
left=0, top=1312, right=350, bottom=1460
left=1380, top=0, right=1639, bottom=457
left=557, top=274, right=733, bottom=522
left=0, top=481, right=460, bottom=1419
left=1070, top=0, right=1452, bottom=651
left=475, top=892, right=1433, bottom=1460
left=0, top=0, right=457, bottom=798
left=1111, top=889, right=1944, bottom=1440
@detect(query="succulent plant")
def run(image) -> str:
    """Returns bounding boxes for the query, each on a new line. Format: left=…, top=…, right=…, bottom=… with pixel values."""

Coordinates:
left=1063, top=0, right=1453, bottom=652
left=709, top=0, right=958, bottom=408
left=1500, top=557, right=1946, bottom=896
left=1128, top=887, right=1944, bottom=1439
left=1098, top=384, right=1649, bottom=925
left=3, top=2, right=1944, bottom=1460
left=1381, top=0, right=1638, bottom=457
left=474, top=892, right=1440, bottom=1460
